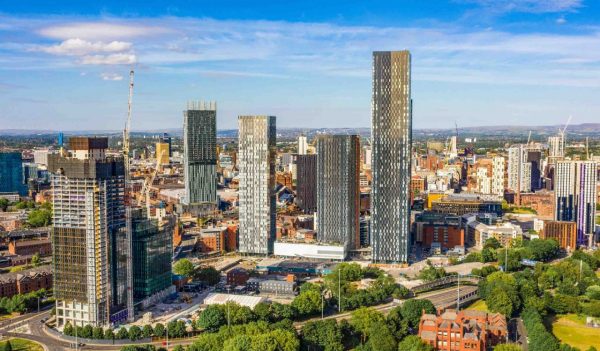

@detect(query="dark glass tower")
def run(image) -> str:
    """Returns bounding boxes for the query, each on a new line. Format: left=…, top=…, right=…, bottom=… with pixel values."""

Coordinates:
left=0, top=152, right=27, bottom=195
left=371, top=51, right=413, bottom=263
left=296, top=154, right=317, bottom=214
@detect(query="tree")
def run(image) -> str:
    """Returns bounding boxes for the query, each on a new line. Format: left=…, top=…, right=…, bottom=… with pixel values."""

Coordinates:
left=81, top=324, right=93, bottom=338
left=197, top=305, right=226, bottom=331
left=271, top=302, right=296, bottom=321
left=484, top=237, right=502, bottom=250
left=301, top=319, right=344, bottom=351
left=27, top=208, right=52, bottom=227
left=365, top=321, right=396, bottom=351
left=116, top=327, right=129, bottom=340
left=173, top=259, right=195, bottom=277
left=3, top=340, right=12, bottom=351
left=481, top=248, right=497, bottom=263
left=173, top=346, right=185, bottom=351
left=397, top=335, right=433, bottom=351
left=129, top=325, right=142, bottom=340
left=30, top=253, right=41, bottom=267
left=401, top=299, right=435, bottom=329
left=142, top=324, right=153, bottom=338
left=253, top=302, right=271, bottom=322
left=386, top=306, right=409, bottom=340
left=153, top=323, right=165, bottom=338
left=104, top=329, right=115, bottom=340
left=63, top=322, right=74, bottom=336
left=292, top=290, right=322, bottom=317
left=0, top=198, right=9, bottom=212
left=494, top=344, right=522, bottom=351
left=92, top=326, right=104, bottom=339
left=486, top=288, right=514, bottom=316
left=195, top=266, right=221, bottom=285
left=418, top=263, right=447, bottom=281
left=224, top=335, right=253, bottom=351
left=350, top=307, right=385, bottom=343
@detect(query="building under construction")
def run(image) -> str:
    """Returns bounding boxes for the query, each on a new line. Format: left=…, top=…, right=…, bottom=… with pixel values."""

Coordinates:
left=49, top=137, right=130, bottom=327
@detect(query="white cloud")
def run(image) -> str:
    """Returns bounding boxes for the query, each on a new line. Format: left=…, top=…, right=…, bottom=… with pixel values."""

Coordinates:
left=460, top=0, right=583, bottom=13
left=38, top=38, right=132, bottom=56
left=81, top=53, right=137, bottom=65
left=38, top=22, right=172, bottom=40
left=100, top=72, right=124, bottom=81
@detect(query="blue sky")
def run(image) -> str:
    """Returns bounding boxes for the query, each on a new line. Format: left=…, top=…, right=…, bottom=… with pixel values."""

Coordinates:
left=1, top=0, right=599, bottom=131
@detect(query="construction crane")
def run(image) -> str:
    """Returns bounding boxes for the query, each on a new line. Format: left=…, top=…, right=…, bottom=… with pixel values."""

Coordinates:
left=527, top=130, right=532, bottom=145
left=140, top=149, right=167, bottom=208
left=122, top=69, right=135, bottom=323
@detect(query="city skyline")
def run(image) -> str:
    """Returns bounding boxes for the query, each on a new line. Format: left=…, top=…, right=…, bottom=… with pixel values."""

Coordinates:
left=2, top=1, right=600, bottom=131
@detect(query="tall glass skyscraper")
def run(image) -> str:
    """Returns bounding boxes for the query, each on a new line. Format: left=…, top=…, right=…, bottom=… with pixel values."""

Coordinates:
left=296, top=154, right=317, bottom=214
left=316, top=135, right=360, bottom=252
left=0, top=151, right=27, bottom=196
left=238, top=116, right=276, bottom=255
left=183, top=101, right=217, bottom=207
left=371, top=50, right=413, bottom=264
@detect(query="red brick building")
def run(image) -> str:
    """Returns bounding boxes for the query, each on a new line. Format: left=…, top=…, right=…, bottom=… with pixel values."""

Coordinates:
left=541, top=221, right=577, bottom=250
left=419, top=309, right=507, bottom=351
left=227, top=268, right=250, bottom=286
left=518, top=191, right=555, bottom=220
left=421, top=225, right=464, bottom=250
left=0, top=266, right=52, bottom=298
left=8, top=239, right=52, bottom=257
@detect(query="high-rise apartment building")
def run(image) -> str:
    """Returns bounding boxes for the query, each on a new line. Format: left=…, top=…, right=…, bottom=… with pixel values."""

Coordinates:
left=296, top=154, right=317, bottom=214
left=554, top=160, right=598, bottom=247
left=371, top=50, right=412, bottom=263
left=491, top=156, right=505, bottom=197
left=0, top=151, right=27, bottom=196
left=238, top=116, right=276, bottom=255
left=548, top=135, right=564, bottom=161
left=449, top=135, right=458, bottom=159
left=298, top=134, right=308, bottom=155
left=183, top=101, right=217, bottom=210
left=316, top=135, right=360, bottom=252
left=507, top=145, right=532, bottom=193
left=48, top=137, right=128, bottom=327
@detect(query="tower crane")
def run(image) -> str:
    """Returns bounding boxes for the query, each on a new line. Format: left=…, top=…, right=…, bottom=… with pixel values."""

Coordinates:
left=123, top=69, right=135, bottom=323
left=140, top=149, right=167, bottom=210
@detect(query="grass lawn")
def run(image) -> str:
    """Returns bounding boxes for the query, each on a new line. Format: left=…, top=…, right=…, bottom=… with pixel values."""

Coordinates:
left=551, top=314, right=600, bottom=350
left=465, top=299, right=489, bottom=312
left=0, top=338, right=44, bottom=351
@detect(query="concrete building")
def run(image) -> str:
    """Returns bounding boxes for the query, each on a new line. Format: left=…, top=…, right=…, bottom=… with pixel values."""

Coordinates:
left=491, top=156, right=505, bottom=197
left=507, top=145, right=532, bottom=193
left=371, top=50, right=412, bottom=264
left=419, top=309, right=507, bottom=351
left=48, top=137, right=128, bottom=327
left=0, top=152, right=27, bottom=196
left=238, top=116, right=276, bottom=255
left=247, top=278, right=296, bottom=296
left=317, top=135, right=360, bottom=251
left=273, top=241, right=346, bottom=261
left=548, top=135, right=564, bottom=163
left=554, top=160, right=598, bottom=247
left=542, top=220, right=577, bottom=251
left=298, top=135, right=308, bottom=155
left=468, top=221, right=523, bottom=249
left=431, top=195, right=502, bottom=216
left=183, top=101, right=217, bottom=212
left=296, top=154, right=317, bottom=214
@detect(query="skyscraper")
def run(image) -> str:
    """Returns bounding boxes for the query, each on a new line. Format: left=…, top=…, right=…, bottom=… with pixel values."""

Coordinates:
left=298, top=134, right=308, bottom=155
left=0, top=151, right=27, bottom=196
left=507, top=145, right=532, bottom=193
left=548, top=135, right=564, bottom=161
left=554, top=160, right=598, bottom=247
left=156, top=142, right=170, bottom=166
left=49, top=137, right=128, bottom=327
left=491, top=156, right=505, bottom=197
left=238, top=116, right=276, bottom=255
left=316, top=135, right=360, bottom=252
left=371, top=50, right=413, bottom=263
left=296, top=154, right=317, bottom=214
left=183, top=101, right=217, bottom=212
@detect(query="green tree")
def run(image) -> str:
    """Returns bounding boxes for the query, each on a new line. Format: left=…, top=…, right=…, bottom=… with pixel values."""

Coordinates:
left=484, top=237, right=502, bottom=250
left=401, top=299, right=435, bottom=329
left=271, top=303, right=297, bottom=321
left=81, top=324, right=93, bottom=338
left=195, top=266, right=221, bottom=285
left=301, top=319, right=344, bottom=351
left=197, top=305, right=226, bottom=331
left=253, top=302, right=271, bottom=322
left=63, top=321, right=74, bottom=336
left=365, top=321, right=396, bottom=351
left=173, top=259, right=195, bottom=277
left=104, top=329, right=115, bottom=340
left=27, top=208, right=52, bottom=227
left=142, top=324, right=154, bottom=338
left=494, top=344, right=522, bottom=351
left=116, top=327, right=129, bottom=340
left=350, top=307, right=385, bottom=343
left=3, top=340, right=12, bottom=351
left=481, top=248, right=497, bottom=263
left=486, top=288, right=514, bottom=316
left=173, top=346, right=185, bottom=351
left=292, top=290, right=322, bottom=317
left=397, top=335, right=433, bottom=351
left=418, top=263, right=447, bottom=281
left=0, top=198, right=9, bottom=212
left=30, top=253, right=41, bottom=267
left=129, top=325, right=142, bottom=340
left=386, top=306, right=409, bottom=340
left=92, top=326, right=104, bottom=339
left=153, top=323, right=165, bottom=338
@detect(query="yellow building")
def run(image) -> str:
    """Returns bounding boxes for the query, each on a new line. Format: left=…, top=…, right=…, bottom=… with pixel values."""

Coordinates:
left=427, top=192, right=446, bottom=209
left=156, top=142, right=170, bottom=165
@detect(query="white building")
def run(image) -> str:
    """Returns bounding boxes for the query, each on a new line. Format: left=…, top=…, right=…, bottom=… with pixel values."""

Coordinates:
left=507, top=145, right=531, bottom=193
left=491, top=156, right=505, bottom=197
left=298, top=135, right=308, bottom=155
left=274, top=241, right=346, bottom=260
left=238, top=116, right=276, bottom=255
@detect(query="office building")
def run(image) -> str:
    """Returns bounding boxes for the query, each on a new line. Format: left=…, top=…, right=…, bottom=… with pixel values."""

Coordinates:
left=0, top=152, right=27, bottom=196
left=298, top=134, right=308, bottom=155
left=183, top=101, right=217, bottom=209
left=155, top=142, right=170, bottom=166
left=542, top=221, right=577, bottom=251
left=48, top=137, right=128, bottom=327
left=371, top=50, right=412, bottom=264
left=554, top=160, right=598, bottom=247
left=296, top=154, right=317, bottom=214
left=238, top=116, right=276, bottom=255
left=316, top=135, right=360, bottom=251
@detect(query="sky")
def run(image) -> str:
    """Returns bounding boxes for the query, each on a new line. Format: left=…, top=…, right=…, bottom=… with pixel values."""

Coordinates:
left=1, top=0, right=600, bottom=131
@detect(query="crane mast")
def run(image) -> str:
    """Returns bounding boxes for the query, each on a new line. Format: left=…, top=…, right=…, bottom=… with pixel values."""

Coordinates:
left=123, top=69, right=135, bottom=323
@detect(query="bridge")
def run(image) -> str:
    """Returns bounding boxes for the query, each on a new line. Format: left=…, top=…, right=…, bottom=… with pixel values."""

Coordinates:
left=410, top=274, right=482, bottom=295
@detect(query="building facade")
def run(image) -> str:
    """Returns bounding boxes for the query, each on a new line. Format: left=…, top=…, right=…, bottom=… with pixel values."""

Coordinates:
left=296, top=154, right=317, bottom=214
left=0, top=152, right=27, bottom=196
left=491, top=156, right=505, bottom=197
left=238, top=116, right=277, bottom=255
left=48, top=137, right=128, bottom=327
left=155, top=142, right=170, bottom=166
left=298, top=135, right=308, bottom=155
left=554, top=160, right=598, bottom=247
left=507, top=145, right=532, bottom=193
left=542, top=220, right=577, bottom=250
left=317, top=135, right=360, bottom=251
left=183, top=101, right=217, bottom=207
left=371, top=50, right=412, bottom=264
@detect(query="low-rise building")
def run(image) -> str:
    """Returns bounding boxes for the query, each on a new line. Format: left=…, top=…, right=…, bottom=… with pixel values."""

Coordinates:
left=419, top=309, right=507, bottom=351
left=247, top=278, right=296, bottom=296
left=431, top=194, right=502, bottom=216
left=0, top=266, right=52, bottom=298
left=541, top=220, right=577, bottom=251
left=518, top=191, right=555, bottom=220
left=227, top=268, right=250, bottom=286
left=8, top=238, right=52, bottom=256
left=273, top=241, right=346, bottom=261
left=468, top=220, right=523, bottom=249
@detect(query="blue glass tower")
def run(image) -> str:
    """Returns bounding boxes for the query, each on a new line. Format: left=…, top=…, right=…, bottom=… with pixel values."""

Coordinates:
left=0, top=152, right=27, bottom=196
